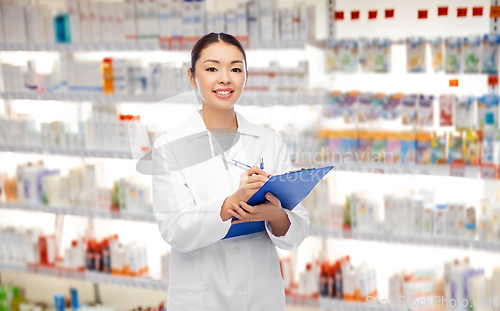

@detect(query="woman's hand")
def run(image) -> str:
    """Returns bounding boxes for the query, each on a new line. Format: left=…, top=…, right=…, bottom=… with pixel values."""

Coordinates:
left=233, top=166, right=272, bottom=202
left=228, top=192, right=283, bottom=223
left=220, top=166, right=272, bottom=221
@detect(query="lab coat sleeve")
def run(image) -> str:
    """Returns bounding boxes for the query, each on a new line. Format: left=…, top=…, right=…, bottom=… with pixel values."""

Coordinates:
left=264, top=136, right=310, bottom=250
left=152, top=139, right=232, bottom=253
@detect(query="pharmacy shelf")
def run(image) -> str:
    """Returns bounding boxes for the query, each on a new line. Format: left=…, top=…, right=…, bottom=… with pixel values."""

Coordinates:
left=4, top=202, right=500, bottom=253
left=0, top=202, right=156, bottom=223
left=0, top=40, right=308, bottom=52
left=286, top=295, right=320, bottom=309
left=0, top=145, right=132, bottom=159
left=319, top=297, right=407, bottom=311
left=0, top=262, right=169, bottom=291
left=309, top=227, right=500, bottom=252
left=302, top=163, right=483, bottom=179
left=0, top=92, right=328, bottom=106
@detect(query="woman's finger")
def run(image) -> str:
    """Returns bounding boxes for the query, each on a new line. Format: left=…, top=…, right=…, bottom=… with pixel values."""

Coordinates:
left=232, top=203, right=251, bottom=219
left=228, top=207, right=243, bottom=220
left=240, top=201, right=257, bottom=214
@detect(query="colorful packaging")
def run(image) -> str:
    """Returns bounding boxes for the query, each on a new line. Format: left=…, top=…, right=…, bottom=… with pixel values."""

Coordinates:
left=433, top=204, right=448, bottom=237
left=325, top=90, right=342, bottom=118
left=422, top=207, right=433, bottom=236
left=359, top=38, right=374, bottom=73
left=448, top=132, right=464, bottom=164
left=463, top=35, right=481, bottom=73
left=455, top=96, right=475, bottom=131
left=417, top=95, right=434, bottom=126
left=465, top=206, right=477, bottom=240
left=357, top=131, right=373, bottom=163
left=369, top=93, right=384, bottom=121
left=328, top=131, right=343, bottom=163
left=339, top=39, right=358, bottom=73
left=373, top=38, right=391, bottom=73
left=400, top=132, right=416, bottom=165
left=416, top=132, right=431, bottom=164
left=463, top=129, right=480, bottom=166
left=386, top=132, right=401, bottom=164
left=477, top=94, right=499, bottom=129
left=372, top=132, right=387, bottom=163
left=430, top=132, right=447, bottom=165
left=382, top=93, right=402, bottom=120
left=482, top=33, right=500, bottom=74
left=342, top=91, right=359, bottom=123
left=429, top=37, right=443, bottom=72
left=439, top=94, right=455, bottom=126
left=406, top=37, right=426, bottom=73
left=357, top=92, right=373, bottom=123
left=324, top=39, right=340, bottom=73
left=445, top=37, right=462, bottom=74
left=401, top=94, right=418, bottom=125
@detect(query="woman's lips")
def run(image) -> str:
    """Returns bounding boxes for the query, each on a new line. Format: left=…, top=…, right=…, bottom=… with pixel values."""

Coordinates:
left=213, top=91, right=234, bottom=98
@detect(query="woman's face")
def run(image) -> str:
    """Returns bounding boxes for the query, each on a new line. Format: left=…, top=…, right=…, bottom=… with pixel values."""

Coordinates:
left=189, top=42, right=247, bottom=110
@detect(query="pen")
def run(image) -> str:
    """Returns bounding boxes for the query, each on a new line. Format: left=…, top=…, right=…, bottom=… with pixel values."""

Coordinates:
left=226, top=158, right=270, bottom=178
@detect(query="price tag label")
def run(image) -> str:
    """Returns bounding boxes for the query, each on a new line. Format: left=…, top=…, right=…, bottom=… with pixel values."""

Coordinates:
left=450, top=163, right=465, bottom=177
left=481, top=164, right=497, bottom=179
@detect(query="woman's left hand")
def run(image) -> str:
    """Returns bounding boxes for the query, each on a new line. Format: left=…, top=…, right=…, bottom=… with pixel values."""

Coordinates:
left=228, top=192, right=286, bottom=224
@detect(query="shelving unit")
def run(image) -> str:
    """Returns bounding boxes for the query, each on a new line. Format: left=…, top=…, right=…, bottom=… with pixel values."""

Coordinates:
left=3, top=202, right=500, bottom=253
left=0, top=263, right=169, bottom=292
left=0, top=40, right=308, bottom=52
left=0, top=92, right=328, bottom=106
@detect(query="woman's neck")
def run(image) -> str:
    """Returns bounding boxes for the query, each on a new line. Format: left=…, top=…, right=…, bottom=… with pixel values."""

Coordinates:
left=201, top=105, right=238, bottom=134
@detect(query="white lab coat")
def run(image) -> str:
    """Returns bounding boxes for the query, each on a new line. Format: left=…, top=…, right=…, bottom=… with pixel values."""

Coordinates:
left=152, top=109, right=309, bottom=311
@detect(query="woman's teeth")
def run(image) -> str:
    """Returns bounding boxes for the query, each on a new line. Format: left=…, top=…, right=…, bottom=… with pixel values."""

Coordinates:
left=215, top=91, right=231, bottom=95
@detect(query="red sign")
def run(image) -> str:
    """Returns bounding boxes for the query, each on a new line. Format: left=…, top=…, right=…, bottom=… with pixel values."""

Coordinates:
left=385, top=9, right=394, bottom=18
left=491, top=6, right=500, bottom=18
left=449, top=79, right=459, bottom=87
left=438, top=7, right=448, bottom=16
left=418, top=10, right=428, bottom=19
left=368, top=10, right=377, bottom=19
left=351, top=11, right=360, bottom=20
left=335, top=11, right=344, bottom=20
left=488, top=75, right=499, bottom=86
left=457, top=8, right=467, bottom=17
left=473, top=7, right=483, bottom=16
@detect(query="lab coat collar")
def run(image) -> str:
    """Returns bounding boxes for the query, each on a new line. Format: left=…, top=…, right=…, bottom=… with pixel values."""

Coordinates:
left=185, top=109, right=259, bottom=160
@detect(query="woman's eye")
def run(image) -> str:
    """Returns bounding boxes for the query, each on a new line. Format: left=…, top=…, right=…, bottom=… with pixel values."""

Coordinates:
left=232, top=68, right=242, bottom=72
left=207, top=67, right=216, bottom=72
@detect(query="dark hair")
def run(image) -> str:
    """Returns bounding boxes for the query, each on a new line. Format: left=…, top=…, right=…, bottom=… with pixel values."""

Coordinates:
left=190, top=32, right=248, bottom=77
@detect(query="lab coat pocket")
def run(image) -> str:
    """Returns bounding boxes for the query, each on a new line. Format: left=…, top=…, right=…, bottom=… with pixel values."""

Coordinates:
left=167, top=282, right=204, bottom=311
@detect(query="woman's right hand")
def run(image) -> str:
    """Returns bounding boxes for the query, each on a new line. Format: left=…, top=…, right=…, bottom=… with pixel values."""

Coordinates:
left=220, top=166, right=272, bottom=221
left=234, top=166, right=272, bottom=202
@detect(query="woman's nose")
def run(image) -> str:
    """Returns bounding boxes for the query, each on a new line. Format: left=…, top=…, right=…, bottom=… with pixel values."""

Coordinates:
left=218, top=71, right=231, bottom=84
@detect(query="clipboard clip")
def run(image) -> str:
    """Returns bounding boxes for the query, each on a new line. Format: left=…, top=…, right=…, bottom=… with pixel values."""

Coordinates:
left=286, top=168, right=314, bottom=174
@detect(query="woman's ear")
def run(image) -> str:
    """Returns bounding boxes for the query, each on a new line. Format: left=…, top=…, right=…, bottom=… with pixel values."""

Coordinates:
left=188, top=68, right=197, bottom=89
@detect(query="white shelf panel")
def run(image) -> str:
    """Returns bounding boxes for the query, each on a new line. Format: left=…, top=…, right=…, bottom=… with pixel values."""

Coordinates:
left=320, top=297, right=407, bottom=311
left=0, top=202, right=155, bottom=223
left=298, top=162, right=482, bottom=179
left=0, top=145, right=132, bottom=159
left=310, top=227, right=500, bottom=252
left=0, top=92, right=328, bottom=106
left=0, top=40, right=307, bottom=52
left=0, top=262, right=168, bottom=291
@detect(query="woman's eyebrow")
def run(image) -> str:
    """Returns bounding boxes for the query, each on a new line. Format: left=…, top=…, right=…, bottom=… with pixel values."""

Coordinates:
left=203, top=59, right=244, bottom=64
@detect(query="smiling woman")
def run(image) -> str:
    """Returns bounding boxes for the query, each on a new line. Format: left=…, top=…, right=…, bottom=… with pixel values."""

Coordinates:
left=151, top=32, right=310, bottom=311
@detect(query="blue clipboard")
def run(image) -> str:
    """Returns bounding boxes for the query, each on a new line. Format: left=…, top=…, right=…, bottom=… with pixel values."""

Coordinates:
left=222, top=165, right=334, bottom=239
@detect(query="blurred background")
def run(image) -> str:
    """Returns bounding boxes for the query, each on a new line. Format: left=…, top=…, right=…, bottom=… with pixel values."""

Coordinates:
left=1, top=0, right=500, bottom=311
